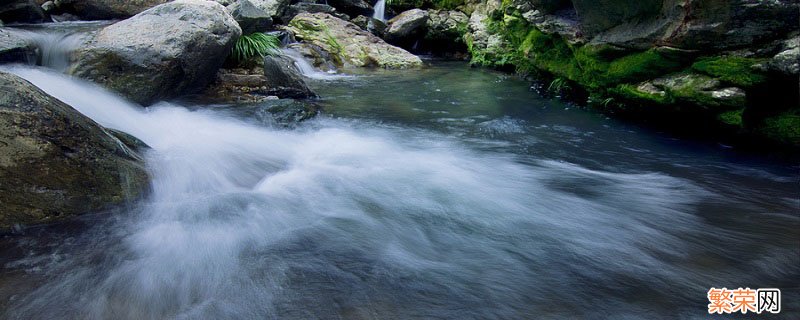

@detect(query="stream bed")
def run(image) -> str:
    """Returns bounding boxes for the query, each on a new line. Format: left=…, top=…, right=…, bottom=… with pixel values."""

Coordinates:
left=0, top=61, right=797, bottom=319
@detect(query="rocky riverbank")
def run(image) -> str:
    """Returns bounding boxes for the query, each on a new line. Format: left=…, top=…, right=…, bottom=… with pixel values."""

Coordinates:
left=381, top=0, right=800, bottom=146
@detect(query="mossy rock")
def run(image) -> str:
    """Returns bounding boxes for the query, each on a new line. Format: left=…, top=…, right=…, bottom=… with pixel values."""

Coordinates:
left=691, top=56, right=768, bottom=88
left=758, top=111, right=800, bottom=146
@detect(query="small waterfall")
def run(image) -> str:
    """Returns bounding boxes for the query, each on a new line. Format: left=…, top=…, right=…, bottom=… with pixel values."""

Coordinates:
left=5, top=28, right=89, bottom=72
left=281, top=48, right=350, bottom=80
left=372, top=0, right=386, bottom=22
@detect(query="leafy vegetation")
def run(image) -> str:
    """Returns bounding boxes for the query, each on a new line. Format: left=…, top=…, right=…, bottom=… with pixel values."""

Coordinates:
left=230, top=33, right=281, bottom=64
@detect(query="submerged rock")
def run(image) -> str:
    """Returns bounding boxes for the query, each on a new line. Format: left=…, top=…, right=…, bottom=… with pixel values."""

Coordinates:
left=0, top=71, right=149, bottom=229
left=0, top=29, right=36, bottom=64
left=55, top=0, right=170, bottom=20
left=70, top=0, right=241, bottom=105
left=287, top=12, right=422, bottom=69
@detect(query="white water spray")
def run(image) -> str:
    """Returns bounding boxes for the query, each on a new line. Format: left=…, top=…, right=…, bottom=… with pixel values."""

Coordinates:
left=373, top=0, right=386, bottom=22
left=281, top=48, right=351, bottom=80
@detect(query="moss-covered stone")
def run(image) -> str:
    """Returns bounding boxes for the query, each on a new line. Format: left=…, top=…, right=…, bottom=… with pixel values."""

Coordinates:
left=758, top=111, right=800, bottom=146
left=718, top=109, right=744, bottom=127
left=691, top=56, right=768, bottom=88
left=287, top=13, right=422, bottom=68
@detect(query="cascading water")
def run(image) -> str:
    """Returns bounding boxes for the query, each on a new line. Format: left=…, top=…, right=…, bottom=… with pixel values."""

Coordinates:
left=3, top=21, right=105, bottom=72
left=1, top=41, right=798, bottom=317
left=281, top=48, right=350, bottom=80
left=373, top=0, right=386, bottom=22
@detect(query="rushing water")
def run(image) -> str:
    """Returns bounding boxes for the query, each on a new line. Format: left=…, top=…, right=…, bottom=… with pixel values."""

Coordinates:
left=0, top=61, right=798, bottom=319
left=373, top=0, right=386, bottom=22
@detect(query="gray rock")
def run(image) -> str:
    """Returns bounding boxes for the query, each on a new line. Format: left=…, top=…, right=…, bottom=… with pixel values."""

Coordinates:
left=282, top=3, right=337, bottom=24
left=326, top=0, right=372, bottom=18
left=652, top=72, right=746, bottom=109
left=262, top=54, right=316, bottom=98
left=287, top=12, right=422, bottom=68
left=70, top=0, right=242, bottom=105
left=0, top=71, right=149, bottom=229
left=351, top=15, right=386, bottom=37
left=0, top=29, right=36, bottom=64
left=0, top=0, right=45, bottom=23
left=56, top=0, right=170, bottom=20
left=577, top=0, right=800, bottom=52
left=522, top=8, right=582, bottom=44
left=245, top=0, right=291, bottom=19
left=386, top=9, right=428, bottom=43
left=286, top=42, right=338, bottom=71
left=228, top=0, right=273, bottom=34
left=425, top=10, right=468, bottom=41
left=766, top=35, right=800, bottom=76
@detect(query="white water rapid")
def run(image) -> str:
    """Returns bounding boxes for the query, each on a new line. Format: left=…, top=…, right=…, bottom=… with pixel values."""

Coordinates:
left=1, top=65, right=727, bottom=318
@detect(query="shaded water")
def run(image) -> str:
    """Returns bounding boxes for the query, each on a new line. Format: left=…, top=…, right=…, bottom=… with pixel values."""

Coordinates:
left=0, top=62, right=798, bottom=319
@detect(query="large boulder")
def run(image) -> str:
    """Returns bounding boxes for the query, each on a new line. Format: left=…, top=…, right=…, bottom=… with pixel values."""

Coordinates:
left=228, top=0, right=273, bottom=34
left=0, top=71, right=149, bottom=229
left=425, top=10, right=468, bottom=42
left=326, top=0, right=372, bottom=17
left=54, top=0, right=170, bottom=20
left=287, top=12, right=422, bottom=68
left=574, top=0, right=800, bottom=52
left=69, top=0, right=241, bottom=105
left=0, top=29, right=36, bottom=64
left=386, top=8, right=428, bottom=43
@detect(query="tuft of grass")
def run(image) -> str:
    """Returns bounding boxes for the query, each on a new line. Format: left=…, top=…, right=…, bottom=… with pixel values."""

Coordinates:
left=691, top=56, right=768, bottom=88
left=547, top=77, right=570, bottom=93
left=231, top=33, right=281, bottom=63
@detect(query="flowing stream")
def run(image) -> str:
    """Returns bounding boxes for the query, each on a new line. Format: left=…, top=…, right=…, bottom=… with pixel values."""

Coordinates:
left=0, top=58, right=798, bottom=318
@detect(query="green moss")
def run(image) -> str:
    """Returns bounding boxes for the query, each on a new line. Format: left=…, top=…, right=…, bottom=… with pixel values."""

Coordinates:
left=610, top=84, right=672, bottom=105
left=431, top=0, right=464, bottom=10
left=691, top=56, right=768, bottom=88
left=605, top=50, right=683, bottom=85
left=717, top=109, right=744, bottom=127
left=759, top=112, right=800, bottom=145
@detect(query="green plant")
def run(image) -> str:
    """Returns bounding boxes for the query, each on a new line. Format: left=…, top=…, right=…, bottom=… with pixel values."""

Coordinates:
left=230, top=33, right=281, bottom=63
left=548, top=77, right=570, bottom=93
